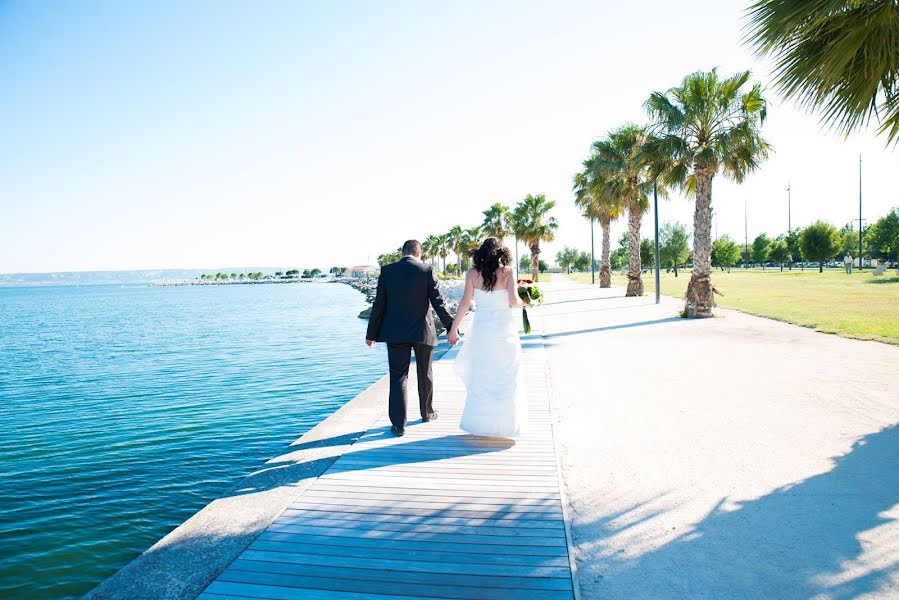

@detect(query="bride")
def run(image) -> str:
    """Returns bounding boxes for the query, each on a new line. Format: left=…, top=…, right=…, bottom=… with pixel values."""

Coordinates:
left=447, top=237, right=528, bottom=438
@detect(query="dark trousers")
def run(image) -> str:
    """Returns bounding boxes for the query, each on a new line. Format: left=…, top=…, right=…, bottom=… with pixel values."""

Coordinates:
left=386, top=342, right=434, bottom=429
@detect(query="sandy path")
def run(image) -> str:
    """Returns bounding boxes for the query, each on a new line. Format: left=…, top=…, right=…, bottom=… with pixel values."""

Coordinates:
left=541, top=277, right=899, bottom=599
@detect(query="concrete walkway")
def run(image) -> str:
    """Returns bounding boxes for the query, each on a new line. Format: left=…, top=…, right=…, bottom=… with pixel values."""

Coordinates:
left=541, top=276, right=899, bottom=599
left=196, top=339, right=576, bottom=600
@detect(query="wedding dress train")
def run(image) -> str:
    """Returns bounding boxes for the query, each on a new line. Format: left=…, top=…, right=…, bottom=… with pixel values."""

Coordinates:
left=454, top=288, right=527, bottom=437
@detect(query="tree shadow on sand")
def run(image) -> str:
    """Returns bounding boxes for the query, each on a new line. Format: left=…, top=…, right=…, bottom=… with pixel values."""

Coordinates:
left=580, top=424, right=899, bottom=599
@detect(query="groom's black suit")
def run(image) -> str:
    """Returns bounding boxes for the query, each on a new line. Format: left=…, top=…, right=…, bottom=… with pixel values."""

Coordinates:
left=366, top=256, right=455, bottom=430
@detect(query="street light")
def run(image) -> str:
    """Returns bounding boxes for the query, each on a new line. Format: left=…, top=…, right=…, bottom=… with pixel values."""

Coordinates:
left=590, top=218, right=596, bottom=285
left=653, top=179, right=660, bottom=304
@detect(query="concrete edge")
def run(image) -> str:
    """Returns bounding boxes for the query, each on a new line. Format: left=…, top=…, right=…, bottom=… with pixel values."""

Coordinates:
left=84, top=341, right=455, bottom=600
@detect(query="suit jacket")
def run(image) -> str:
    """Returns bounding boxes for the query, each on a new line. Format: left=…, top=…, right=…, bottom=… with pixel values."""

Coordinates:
left=366, top=257, right=455, bottom=346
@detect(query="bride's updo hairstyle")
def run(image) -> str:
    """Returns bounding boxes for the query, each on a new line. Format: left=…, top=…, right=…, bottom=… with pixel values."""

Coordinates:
left=471, top=237, right=513, bottom=291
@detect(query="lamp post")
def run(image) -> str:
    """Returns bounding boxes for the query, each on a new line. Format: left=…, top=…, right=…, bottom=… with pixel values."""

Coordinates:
left=744, top=198, right=749, bottom=269
left=653, top=179, right=660, bottom=305
left=590, top=218, right=596, bottom=285
left=787, top=182, right=792, bottom=270
left=858, top=155, right=863, bottom=271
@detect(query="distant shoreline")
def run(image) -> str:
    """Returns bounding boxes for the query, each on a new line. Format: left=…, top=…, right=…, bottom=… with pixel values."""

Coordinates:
left=151, top=278, right=339, bottom=287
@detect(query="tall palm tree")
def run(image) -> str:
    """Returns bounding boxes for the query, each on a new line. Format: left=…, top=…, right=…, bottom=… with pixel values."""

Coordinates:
left=590, top=124, right=653, bottom=296
left=446, top=226, right=465, bottom=275
left=481, top=203, right=512, bottom=242
left=745, top=0, right=899, bottom=144
left=422, top=235, right=441, bottom=267
left=573, top=159, right=624, bottom=288
left=462, top=226, right=482, bottom=271
left=645, top=68, right=770, bottom=317
left=437, top=233, right=450, bottom=274
left=511, top=194, right=558, bottom=282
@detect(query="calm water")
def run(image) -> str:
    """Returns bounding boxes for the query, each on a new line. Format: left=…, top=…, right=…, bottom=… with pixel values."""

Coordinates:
left=0, top=283, right=386, bottom=599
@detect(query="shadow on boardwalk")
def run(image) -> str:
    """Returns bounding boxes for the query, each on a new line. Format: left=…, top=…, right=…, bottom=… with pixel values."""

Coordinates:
left=582, top=424, right=899, bottom=598
left=90, top=431, right=528, bottom=600
left=229, top=430, right=515, bottom=497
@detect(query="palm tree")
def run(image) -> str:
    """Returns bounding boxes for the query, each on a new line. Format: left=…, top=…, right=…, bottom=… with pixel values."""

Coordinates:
left=422, top=235, right=441, bottom=268
left=463, top=225, right=482, bottom=258
left=446, top=226, right=465, bottom=275
left=590, top=124, right=653, bottom=296
left=745, top=0, right=899, bottom=144
left=437, top=233, right=450, bottom=274
left=645, top=68, right=770, bottom=317
left=481, top=203, right=512, bottom=242
left=573, top=159, right=624, bottom=288
left=511, top=194, right=558, bottom=282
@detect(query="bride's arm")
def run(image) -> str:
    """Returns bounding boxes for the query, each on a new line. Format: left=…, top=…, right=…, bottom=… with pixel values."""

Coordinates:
left=448, top=270, right=475, bottom=344
left=506, top=267, right=526, bottom=308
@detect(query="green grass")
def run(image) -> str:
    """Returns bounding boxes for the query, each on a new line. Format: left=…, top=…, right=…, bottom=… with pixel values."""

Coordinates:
left=566, top=268, right=899, bottom=345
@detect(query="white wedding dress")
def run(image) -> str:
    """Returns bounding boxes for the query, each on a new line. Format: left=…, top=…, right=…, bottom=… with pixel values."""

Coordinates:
left=454, top=288, right=527, bottom=437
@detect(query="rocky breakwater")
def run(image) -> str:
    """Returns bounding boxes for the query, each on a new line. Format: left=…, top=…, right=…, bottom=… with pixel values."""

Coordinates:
left=343, top=278, right=465, bottom=334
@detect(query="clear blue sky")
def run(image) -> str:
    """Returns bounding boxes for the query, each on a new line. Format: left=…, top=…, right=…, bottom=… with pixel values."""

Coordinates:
left=2, top=0, right=897, bottom=273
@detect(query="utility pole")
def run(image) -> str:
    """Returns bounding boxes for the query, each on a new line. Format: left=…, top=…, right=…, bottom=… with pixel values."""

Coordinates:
left=858, top=155, right=863, bottom=271
left=787, top=182, right=792, bottom=270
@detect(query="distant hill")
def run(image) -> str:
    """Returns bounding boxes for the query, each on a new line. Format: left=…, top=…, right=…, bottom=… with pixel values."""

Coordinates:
left=0, top=268, right=292, bottom=286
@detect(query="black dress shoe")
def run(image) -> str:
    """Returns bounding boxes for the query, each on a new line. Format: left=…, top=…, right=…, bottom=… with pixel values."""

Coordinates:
left=422, top=411, right=439, bottom=422
left=391, top=425, right=405, bottom=436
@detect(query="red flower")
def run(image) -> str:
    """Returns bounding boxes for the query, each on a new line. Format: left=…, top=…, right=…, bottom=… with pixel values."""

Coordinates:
left=517, top=279, right=533, bottom=284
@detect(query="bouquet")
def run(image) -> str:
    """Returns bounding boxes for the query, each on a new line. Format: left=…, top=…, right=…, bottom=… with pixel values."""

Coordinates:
left=516, top=279, right=543, bottom=334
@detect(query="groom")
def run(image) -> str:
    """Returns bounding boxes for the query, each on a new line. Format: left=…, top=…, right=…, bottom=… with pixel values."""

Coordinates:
left=366, top=240, right=456, bottom=436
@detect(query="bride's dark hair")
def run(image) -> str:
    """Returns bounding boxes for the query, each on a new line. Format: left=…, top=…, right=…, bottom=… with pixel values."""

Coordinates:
left=470, top=237, right=513, bottom=291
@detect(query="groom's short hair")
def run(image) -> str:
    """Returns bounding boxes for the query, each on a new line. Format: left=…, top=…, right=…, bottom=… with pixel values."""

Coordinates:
left=402, top=240, right=421, bottom=256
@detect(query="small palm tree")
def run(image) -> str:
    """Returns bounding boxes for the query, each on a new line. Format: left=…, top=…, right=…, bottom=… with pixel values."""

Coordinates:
left=745, top=0, right=899, bottom=144
left=645, top=68, right=770, bottom=317
left=590, top=125, right=654, bottom=296
left=481, top=203, right=512, bottom=242
left=574, top=159, right=624, bottom=288
left=446, top=226, right=465, bottom=275
left=511, top=194, right=558, bottom=282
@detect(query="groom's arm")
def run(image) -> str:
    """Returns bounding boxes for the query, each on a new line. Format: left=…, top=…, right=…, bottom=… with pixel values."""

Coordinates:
left=366, top=273, right=387, bottom=341
left=427, top=268, right=455, bottom=331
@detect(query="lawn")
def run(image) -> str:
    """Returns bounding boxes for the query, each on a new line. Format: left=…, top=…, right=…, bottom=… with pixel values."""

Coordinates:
left=566, top=268, right=899, bottom=345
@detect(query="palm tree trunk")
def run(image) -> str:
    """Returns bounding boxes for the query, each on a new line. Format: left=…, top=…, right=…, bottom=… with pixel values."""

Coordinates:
left=530, top=243, right=540, bottom=282
left=685, top=167, right=715, bottom=318
left=626, top=200, right=643, bottom=296
left=600, top=219, right=611, bottom=288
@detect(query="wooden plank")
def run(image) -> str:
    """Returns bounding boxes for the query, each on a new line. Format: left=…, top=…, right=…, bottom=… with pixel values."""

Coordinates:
left=267, top=518, right=566, bottom=539
left=217, top=570, right=572, bottom=600
left=263, top=524, right=567, bottom=547
left=249, top=540, right=570, bottom=567
left=286, top=501, right=563, bottom=519
left=257, top=531, right=570, bottom=557
left=280, top=509, right=565, bottom=530
left=199, top=341, right=575, bottom=600
left=205, top=581, right=439, bottom=600
left=308, top=483, right=561, bottom=499
left=235, top=549, right=571, bottom=583
left=230, top=554, right=573, bottom=583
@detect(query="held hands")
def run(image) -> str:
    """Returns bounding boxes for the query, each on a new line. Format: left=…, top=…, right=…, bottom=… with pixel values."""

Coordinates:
left=365, top=339, right=375, bottom=348
left=447, top=329, right=459, bottom=346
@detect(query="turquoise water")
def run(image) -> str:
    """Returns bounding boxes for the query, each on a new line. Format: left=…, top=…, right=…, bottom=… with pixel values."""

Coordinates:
left=0, top=283, right=386, bottom=598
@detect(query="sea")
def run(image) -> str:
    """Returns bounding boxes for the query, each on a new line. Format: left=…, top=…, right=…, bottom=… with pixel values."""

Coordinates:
left=0, top=282, right=387, bottom=598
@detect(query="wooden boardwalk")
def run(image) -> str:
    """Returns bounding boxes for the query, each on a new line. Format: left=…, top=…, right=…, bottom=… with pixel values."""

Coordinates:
left=198, top=338, right=575, bottom=600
